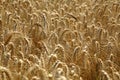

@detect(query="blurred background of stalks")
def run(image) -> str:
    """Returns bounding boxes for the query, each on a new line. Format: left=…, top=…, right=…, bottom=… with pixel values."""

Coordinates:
left=0, top=0, right=120, bottom=80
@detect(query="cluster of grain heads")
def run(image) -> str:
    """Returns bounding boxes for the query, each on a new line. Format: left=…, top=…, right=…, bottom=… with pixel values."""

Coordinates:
left=0, top=0, right=120, bottom=80
left=0, top=66, right=13, bottom=80
left=99, top=70, right=112, bottom=80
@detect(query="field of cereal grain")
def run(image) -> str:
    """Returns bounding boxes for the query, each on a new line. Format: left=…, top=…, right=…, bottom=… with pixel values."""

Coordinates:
left=0, top=0, right=120, bottom=80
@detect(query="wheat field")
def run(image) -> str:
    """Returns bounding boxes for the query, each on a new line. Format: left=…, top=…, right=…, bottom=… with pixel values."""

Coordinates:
left=0, top=0, right=120, bottom=80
